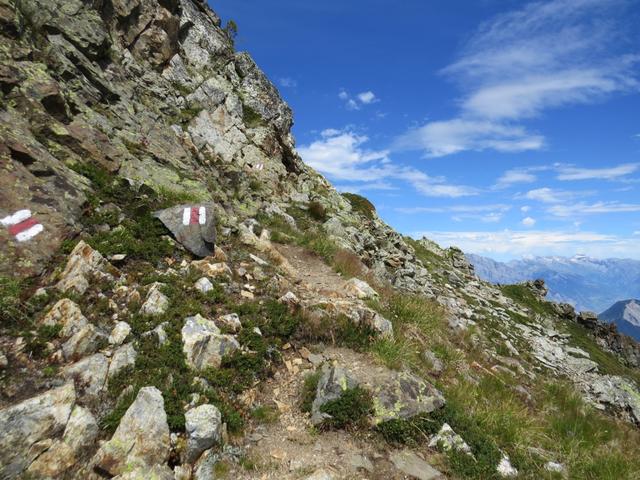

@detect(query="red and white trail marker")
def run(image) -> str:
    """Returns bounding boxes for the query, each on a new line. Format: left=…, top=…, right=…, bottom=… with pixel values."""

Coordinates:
left=1, top=209, right=44, bottom=242
left=253, top=163, right=264, bottom=171
left=182, top=206, right=207, bottom=226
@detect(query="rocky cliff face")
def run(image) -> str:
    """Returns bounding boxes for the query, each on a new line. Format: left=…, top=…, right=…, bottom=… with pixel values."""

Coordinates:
left=2, top=1, right=640, bottom=479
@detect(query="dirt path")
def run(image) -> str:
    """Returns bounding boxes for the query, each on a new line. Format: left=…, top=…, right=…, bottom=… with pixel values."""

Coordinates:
left=275, top=243, right=350, bottom=298
left=231, top=347, right=440, bottom=480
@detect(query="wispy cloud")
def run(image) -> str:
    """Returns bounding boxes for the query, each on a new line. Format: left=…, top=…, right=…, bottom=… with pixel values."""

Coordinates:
left=298, top=129, right=477, bottom=198
left=396, top=204, right=511, bottom=214
left=522, top=216, right=537, bottom=227
left=494, top=168, right=538, bottom=189
left=395, top=119, right=544, bottom=157
left=278, top=77, right=297, bottom=88
left=419, top=229, right=640, bottom=259
left=522, top=187, right=585, bottom=203
left=395, top=0, right=639, bottom=157
left=547, top=201, right=640, bottom=217
left=556, top=162, right=640, bottom=180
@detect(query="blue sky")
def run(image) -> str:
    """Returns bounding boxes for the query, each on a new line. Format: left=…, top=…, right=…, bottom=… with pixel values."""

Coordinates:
left=210, top=0, right=640, bottom=260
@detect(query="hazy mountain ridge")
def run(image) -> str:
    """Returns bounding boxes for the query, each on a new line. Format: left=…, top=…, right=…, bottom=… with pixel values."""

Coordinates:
left=600, top=300, right=640, bottom=341
left=467, top=253, right=640, bottom=313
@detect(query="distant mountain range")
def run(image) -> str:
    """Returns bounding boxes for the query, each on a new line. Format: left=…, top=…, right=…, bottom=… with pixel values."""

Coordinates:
left=599, top=300, right=640, bottom=341
left=466, top=254, right=640, bottom=313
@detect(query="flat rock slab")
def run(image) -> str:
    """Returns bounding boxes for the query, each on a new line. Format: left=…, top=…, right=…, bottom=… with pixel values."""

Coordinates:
left=153, top=203, right=216, bottom=257
left=390, top=450, right=443, bottom=480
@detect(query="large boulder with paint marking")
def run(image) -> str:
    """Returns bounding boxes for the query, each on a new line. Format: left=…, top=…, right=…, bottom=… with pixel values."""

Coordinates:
left=153, top=203, right=216, bottom=257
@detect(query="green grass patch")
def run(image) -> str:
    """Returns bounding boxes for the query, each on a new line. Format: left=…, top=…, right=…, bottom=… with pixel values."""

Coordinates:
left=301, top=370, right=321, bottom=413
left=341, top=192, right=376, bottom=220
left=500, top=284, right=556, bottom=318
left=319, top=386, right=373, bottom=430
left=242, top=104, right=266, bottom=128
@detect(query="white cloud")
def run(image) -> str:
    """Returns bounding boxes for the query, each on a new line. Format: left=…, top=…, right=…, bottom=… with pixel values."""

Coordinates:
left=338, top=90, right=379, bottom=110
left=494, top=168, right=538, bottom=189
left=523, top=187, right=581, bottom=203
left=521, top=205, right=531, bottom=213
left=547, top=201, right=640, bottom=217
left=556, top=162, right=640, bottom=180
left=357, top=91, right=378, bottom=104
left=397, top=204, right=510, bottom=214
left=396, top=0, right=639, bottom=157
left=278, top=77, right=297, bottom=88
left=634, top=231, right=640, bottom=236
left=395, top=119, right=544, bottom=157
left=418, top=229, right=640, bottom=260
left=298, top=129, right=478, bottom=198
left=522, top=216, right=536, bottom=227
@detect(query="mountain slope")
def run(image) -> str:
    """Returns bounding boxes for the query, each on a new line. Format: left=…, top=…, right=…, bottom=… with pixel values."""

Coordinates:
left=1, top=1, right=640, bottom=479
left=600, top=300, right=640, bottom=341
left=467, top=253, right=640, bottom=312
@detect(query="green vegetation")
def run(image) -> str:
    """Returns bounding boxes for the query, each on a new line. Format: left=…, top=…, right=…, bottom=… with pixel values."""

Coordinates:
left=242, top=104, right=265, bottom=128
left=70, top=162, right=204, bottom=263
left=319, top=386, right=373, bottom=430
left=224, top=19, right=238, bottom=44
left=500, top=284, right=556, bottom=317
left=251, top=405, right=280, bottom=424
left=307, top=201, right=327, bottom=222
left=301, top=370, right=321, bottom=413
left=0, top=276, right=27, bottom=324
left=341, top=192, right=376, bottom=220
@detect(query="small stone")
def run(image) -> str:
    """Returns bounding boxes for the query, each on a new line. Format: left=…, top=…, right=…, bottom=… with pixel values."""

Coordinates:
left=182, top=314, right=239, bottom=370
left=390, top=450, right=443, bottom=480
left=56, top=241, right=116, bottom=294
left=249, top=253, right=268, bottom=266
left=241, top=290, right=254, bottom=299
left=195, top=277, right=214, bottom=293
left=544, top=461, right=565, bottom=474
left=423, top=350, right=444, bottom=375
left=185, top=404, right=222, bottom=463
left=344, top=278, right=378, bottom=299
left=428, top=423, right=471, bottom=455
left=140, top=283, right=169, bottom=316
left=0, top=353, right=7, bottom=369
left=191, top=260, right=232, bottom=277
left=62, top=324, right=105, bottom=361
left=109, top=343, right=137, bottom=378
left=217, top=313, right=242, bottom=332
left=41, top=299, right=88, bottom=338
left=497, top=454, right=518, bottom=478
left=305, top=469, right=334, bottom=480
left=279, top=291, right=299, bottom=307
left=143, top=322, right=169, bottom=346
left=109, top=321, right=131, bottom=346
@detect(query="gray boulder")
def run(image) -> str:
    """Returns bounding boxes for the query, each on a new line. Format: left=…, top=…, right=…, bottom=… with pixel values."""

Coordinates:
left=185, top=404, right=222, bottom=463
left=153, top=203, right=217, bottom=257
left=181, top=314, right=239, bottom=370
left=92, top=386, right=170, bottom=476
left=0, top=383, right=76, bottom=479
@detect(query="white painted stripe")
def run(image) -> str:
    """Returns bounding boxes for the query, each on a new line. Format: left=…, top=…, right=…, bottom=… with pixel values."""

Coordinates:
left=198, top=207, right=206, bottom=225
left=15, top=223, right=43, bottom=242
left=1, top=209, right=31, bottom=226
left=182, top=208, right=191, bottom=226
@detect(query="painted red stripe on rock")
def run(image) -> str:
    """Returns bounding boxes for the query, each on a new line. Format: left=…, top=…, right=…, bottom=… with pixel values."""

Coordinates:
left=8, top=217, right=38, bottom=236
left=190, top=207, right=200, bottom=225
